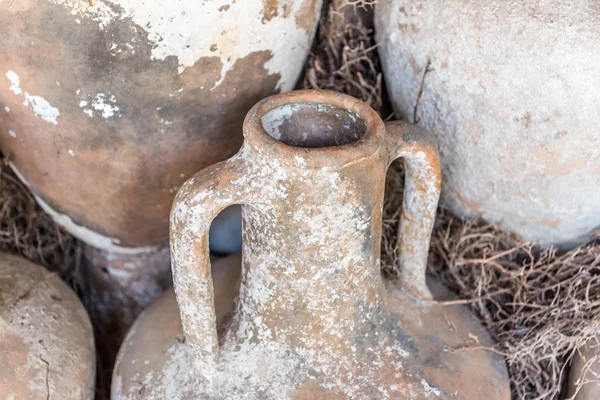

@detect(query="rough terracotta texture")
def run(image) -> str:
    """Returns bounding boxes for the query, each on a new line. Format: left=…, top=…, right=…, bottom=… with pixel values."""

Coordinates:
left=0, top=252, right=96, bottom=399
left=112, top=255, right=242, bottom=399
left=375, top=0, right=600, bottom=245
left=568, top=337, right=600, bottom=399
left=115, top=90, right=509, bottom=398
left=0, top=0, right=321, bottom=249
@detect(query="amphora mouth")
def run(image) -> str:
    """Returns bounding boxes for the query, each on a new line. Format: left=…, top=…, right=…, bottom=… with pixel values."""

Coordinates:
left=261, top=102, right=367, bottom=148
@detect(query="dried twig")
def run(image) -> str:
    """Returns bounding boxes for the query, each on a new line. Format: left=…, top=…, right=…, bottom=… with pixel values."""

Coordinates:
left=0, top=159, right=79, bottom=281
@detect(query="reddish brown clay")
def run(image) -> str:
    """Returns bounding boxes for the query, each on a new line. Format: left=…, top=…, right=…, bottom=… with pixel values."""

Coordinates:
left=0, top=253, right=96, bottom=399
left=113, top=90, right=510, bottom=399
left=0, top=0, right=321, bottom=335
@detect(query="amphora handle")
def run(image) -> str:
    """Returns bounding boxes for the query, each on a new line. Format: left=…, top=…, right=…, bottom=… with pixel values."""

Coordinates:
left=169, top=152, right=256, bottom=372
left=384, top=121, right=442, bottom=300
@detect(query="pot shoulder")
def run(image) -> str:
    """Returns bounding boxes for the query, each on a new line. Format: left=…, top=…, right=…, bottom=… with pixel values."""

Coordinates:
left=382, top=278, right=511, bottom=400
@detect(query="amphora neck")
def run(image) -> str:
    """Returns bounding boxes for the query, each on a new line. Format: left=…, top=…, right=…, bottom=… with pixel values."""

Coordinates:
left=230, top=92, right=390, bottom=344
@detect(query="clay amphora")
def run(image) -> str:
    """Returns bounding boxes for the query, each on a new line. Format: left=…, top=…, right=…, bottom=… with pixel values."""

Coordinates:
left=0, top=0, right=322, bottom=330
left=0, top=253, right=96, bottom=399
left=375, top=0, right=600, bottom=246
left=113, top=90, right=510, bottom=399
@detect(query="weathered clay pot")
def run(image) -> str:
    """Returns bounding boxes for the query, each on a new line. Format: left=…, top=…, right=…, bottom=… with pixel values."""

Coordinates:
left=568, top=337, right=600, bottom=399
left=375, top=0, right=600, bottom=245
left=0, top=253, right=96, bottom=399
left=0, top=0, right=321, bottom=329
left=113, top=90, right=509, bottom=399
left=112, top=254, right=242, bottom=399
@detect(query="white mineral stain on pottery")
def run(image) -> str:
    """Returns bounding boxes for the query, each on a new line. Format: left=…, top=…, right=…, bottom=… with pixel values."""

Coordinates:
left=77, top=94, right=120, bottom=118
left=90, top=93, right=120, bottom=118
left=421, top=378, right=442, bottom=397
left=376, top=0, right=600, bottom=245
left=23, top=93, right=60, bottom=124
left=5, top=70, right=22, bottom=95
left=35, top=194, right=158, bottom=254
left=48, top=0, right=320, bottom=91
left=4, top=70, right=60, bottom=124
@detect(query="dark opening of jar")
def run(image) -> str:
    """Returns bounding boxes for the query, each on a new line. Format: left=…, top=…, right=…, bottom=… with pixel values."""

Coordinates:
left=261, top=102, right=367, bottom=148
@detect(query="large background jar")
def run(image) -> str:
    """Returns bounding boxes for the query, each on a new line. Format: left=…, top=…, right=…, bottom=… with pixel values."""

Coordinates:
left=376, top=0, right=600, bottom=245
left=0, top=0, right=322, bottom=249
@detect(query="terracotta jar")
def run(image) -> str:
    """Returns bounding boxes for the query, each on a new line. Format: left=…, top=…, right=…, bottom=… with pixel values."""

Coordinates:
left=0, top=0, right=322, bottom=329
left=0, top=253, right=96, bottom=399
left=375, top=0, right=600, bottom=246
left=113, top=90, right=509, bottom=399
left=568, top=338, right=600, bottom=399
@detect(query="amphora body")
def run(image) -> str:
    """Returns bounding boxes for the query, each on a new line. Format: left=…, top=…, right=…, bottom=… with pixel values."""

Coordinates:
left=113, top=90, right=510, bottom=399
